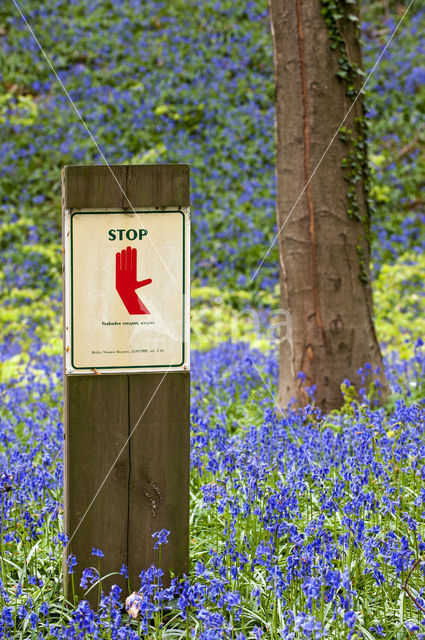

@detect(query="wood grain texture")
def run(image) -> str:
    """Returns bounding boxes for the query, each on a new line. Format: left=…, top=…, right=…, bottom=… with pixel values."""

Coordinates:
left=127, top=372, right=190, bottom=589
left=62, top=164, right=190, bottom=606
left=62, top=164, right=190, bottom=209
left=63, top=374, right=129, bottom=603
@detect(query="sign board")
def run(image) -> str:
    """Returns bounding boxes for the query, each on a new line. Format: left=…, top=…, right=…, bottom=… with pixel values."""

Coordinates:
left=64, top=207, right=190, bottom=374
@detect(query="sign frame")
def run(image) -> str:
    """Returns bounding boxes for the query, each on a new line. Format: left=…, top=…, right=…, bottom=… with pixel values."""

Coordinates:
left=63, top=206, right=190, bottom=375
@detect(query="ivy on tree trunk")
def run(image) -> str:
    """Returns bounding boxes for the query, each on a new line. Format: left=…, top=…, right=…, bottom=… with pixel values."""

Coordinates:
left=269, top=0, right=387, bottom=411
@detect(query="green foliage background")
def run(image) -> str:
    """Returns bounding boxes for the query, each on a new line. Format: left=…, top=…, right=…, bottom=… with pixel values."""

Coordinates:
left=0, top=0, right=424, bottom=376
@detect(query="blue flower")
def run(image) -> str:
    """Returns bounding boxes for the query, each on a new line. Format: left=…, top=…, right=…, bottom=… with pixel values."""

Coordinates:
left=152, top=528, right=170, bottom=549
left=66, top=553, right=77, bottom=574
left=344, top=610, right=357, bottom=629
left=80, top=567, right=99, bottom=589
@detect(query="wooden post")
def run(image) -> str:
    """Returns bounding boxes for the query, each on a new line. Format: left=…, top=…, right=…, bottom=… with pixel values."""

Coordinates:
left=62, top=165, right=190, bottom=604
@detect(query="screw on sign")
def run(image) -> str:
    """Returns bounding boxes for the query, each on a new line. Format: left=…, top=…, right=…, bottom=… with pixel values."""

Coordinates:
left=115, top=246, right=152, bottom=315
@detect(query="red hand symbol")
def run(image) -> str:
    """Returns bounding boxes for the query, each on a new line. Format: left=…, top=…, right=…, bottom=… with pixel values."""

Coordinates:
left=115, top=246, right=152, bottom=315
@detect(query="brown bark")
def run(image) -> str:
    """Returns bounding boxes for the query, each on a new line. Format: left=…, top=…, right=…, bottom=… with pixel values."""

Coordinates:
left=269, top=0, right=387, bottom=411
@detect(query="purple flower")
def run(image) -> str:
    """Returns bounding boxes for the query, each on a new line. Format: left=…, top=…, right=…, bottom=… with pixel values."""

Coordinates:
left=66, top=553, right=77, bottom=574
left=405, top=620, right=420, bottom=632
left=80, top=567, right=99, bottom=589
left=152, top=528, right=170, bottom=549
left=344, top=610, right=356, bottom=628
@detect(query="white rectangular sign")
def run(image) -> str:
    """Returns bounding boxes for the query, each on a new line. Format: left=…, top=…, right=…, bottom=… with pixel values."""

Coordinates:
left=64, top=208, right=190, bottom=374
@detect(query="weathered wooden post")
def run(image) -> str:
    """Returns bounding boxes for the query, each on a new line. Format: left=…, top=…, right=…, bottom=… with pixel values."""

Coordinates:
left=62, top=164, right=190, bottom=603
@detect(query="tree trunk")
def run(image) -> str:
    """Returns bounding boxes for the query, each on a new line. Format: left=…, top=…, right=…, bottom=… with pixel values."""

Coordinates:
left=269, top=0, right=387, bottom=411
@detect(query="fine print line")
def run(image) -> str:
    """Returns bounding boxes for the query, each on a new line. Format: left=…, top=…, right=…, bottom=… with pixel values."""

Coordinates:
left=250, top=0, right=416, bottom=283
left=11, top=0, right=176, bottom=284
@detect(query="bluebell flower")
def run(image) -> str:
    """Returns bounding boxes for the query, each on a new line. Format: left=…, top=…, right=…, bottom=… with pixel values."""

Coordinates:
left=1, top=607, right=13, bottom=628
left=152, top=528, right=170, bottom=549
left=29, top=611, right=38, bottom=629
left=80, top=567, right=99, bottom=589
left=66, top=553, right=77, bottom=574
left=344, top=610, right=356, bottom=628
